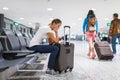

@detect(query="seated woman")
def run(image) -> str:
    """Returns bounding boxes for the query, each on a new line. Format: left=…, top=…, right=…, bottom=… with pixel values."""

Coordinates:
left=29, top=18, right=62, bottom=75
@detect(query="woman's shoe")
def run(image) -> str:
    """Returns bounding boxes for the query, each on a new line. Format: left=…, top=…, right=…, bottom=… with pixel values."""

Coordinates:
left=46, top=69, right=59, bottom=75
left=87, top=53, right=91, bottom=57
left=92, top=54, right=96, bottom=59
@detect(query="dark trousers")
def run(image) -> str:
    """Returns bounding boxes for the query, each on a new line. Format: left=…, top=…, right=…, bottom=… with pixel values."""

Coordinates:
left=29, top=45, right=59, bottom=69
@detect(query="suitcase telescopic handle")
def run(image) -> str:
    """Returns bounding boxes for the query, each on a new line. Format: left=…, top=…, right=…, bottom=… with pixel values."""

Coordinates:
left=64, top=26, right=71, bottom=45
left=64, top=26, right=70, bottom=28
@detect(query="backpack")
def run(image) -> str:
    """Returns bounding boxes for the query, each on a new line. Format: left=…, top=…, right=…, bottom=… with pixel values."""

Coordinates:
left=88, top=17, right=96, bottom=31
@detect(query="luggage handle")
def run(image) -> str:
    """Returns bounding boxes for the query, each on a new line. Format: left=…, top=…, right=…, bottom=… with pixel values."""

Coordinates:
left=64, top=26, right=70, bottom=45
left=95, top=36, right=101, bottom=43
left=64, top=26, right=70, bottom=28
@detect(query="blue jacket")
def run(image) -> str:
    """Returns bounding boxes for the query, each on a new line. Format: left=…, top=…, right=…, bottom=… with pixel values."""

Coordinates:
left=82, top=16, right=98, bottom=33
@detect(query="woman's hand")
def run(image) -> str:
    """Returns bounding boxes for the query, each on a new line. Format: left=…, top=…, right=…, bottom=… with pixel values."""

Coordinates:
left=95, top=34, right=98, bottom=37
left=59, top=37, right=62, bottom=41
left=48, top=38, right=54, bottom=44
left=109, top=36, right=112, bottom=39
left=84, top=32, right=86, bottom=34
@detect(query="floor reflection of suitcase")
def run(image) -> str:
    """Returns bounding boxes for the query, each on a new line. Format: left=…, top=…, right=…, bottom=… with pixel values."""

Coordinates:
left=54, top=26, right=74, bottom=73
left=94, top=41, right=114, bottom=60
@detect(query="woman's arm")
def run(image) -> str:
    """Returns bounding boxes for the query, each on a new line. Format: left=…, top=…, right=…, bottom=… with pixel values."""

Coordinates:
left=96, top=20, right=98, bottom=33
left=47, top=32, right=60, bottom=44
left=82, top=18, right=87, bottom=34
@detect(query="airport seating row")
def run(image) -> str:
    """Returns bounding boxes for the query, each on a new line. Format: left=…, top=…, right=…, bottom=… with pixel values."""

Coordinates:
left=0, top=28, right=37, bottom=71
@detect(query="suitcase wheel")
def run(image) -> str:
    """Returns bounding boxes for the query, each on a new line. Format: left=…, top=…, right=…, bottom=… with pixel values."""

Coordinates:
left=59, top=70, right=64, bottom=74
left=65, top=69, right=68, bottom=73
left=59, top=71, right=62, bottom=74
left=69, top=68, right=73, bottom=72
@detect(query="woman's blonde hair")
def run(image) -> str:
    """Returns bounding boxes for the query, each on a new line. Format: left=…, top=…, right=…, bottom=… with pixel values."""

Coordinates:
left=51, top=18, right=62, bottom=25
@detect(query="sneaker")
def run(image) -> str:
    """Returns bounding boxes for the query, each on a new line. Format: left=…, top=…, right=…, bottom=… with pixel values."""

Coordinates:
left=92, top=54, right=96, bottom=59
left=46, top=69, right=59, bottom=75
left=87, top=53, right=90, bottom=57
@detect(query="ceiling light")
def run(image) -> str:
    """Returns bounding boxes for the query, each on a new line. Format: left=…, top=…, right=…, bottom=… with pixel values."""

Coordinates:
left=2, top=7, right=9, bottom=10
left=47, top=8, right=53, bottom=11
left=20, top=17, right=24, bottom=20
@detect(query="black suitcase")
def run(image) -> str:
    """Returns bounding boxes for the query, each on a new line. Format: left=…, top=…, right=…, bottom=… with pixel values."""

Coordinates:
left=54, top=26, right=74, bottom=73
left=94, top=41, right=114, bottom=60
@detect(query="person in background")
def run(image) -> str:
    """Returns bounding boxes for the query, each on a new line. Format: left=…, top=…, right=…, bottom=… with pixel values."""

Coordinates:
left=29, top=18, right=62, bottom=75
left=34, top=22, right=40, bottom=33
left=109, top=13, right=120, bottom=54
left=82, top=10, right=98, bottom=59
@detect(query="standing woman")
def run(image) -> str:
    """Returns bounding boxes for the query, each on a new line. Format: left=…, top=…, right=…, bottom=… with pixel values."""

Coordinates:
left=82, top=10, right=98, bottom=59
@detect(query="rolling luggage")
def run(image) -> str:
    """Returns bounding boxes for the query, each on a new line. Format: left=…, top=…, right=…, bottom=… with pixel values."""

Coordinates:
left=54, top=26, right=74, bottom=73
left=94, top=39, right=114, bottom=60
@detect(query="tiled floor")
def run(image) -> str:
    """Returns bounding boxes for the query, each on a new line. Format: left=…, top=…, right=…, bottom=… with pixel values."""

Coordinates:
left=9, top=41, right=120, bottom=80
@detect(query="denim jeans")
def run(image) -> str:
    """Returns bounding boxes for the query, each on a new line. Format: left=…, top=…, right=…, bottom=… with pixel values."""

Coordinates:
left=29, top=45, right=59, bottom=69
left=111, top=34, right=120, bottom=54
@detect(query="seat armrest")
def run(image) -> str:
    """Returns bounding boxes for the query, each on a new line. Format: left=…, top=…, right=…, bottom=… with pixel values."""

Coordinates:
left=0, top=36, right=9, bottom=51
left=3, top=50, right=34, bottom=54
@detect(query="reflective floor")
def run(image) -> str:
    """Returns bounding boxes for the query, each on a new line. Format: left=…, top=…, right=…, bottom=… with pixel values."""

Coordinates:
left=9, top=41, right=120, bottom=80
